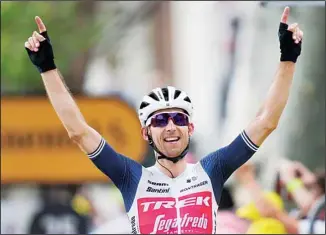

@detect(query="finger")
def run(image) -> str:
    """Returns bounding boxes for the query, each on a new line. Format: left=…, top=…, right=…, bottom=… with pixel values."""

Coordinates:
left=35, top=16, right=46, bottom=33
left=28, top=37, right=38, bottom=52
left=288, top=23, right=298, bottom=33
left=24, top=41, right=33, bottom=51
left=32, top=35, right=40, bottom=48
left=295, top=28, right=303, bottom=42
left=280, top=6, right=290, bottom=24
left=33, top=31, right=46, bottom=42
left=295, top=27, right=300, bottom=44
left=28, top=37, right=36, bottom=50
left=293, top=26, right=298, bottom=43
left=291, top=26, right=302, bottom=44
left=288, top=23, right=298, bottom=42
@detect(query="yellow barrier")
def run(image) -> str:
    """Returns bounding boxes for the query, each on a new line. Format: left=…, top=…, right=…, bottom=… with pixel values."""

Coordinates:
left=1, top=96, right=147, bottom=184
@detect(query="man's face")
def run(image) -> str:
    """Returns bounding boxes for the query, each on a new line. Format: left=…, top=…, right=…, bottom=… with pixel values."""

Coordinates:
left=141, top=108, right=194, bottom=157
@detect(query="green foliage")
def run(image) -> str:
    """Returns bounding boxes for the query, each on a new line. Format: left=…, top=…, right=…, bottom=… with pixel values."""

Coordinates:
left=1, top=1, right=101, bottom=93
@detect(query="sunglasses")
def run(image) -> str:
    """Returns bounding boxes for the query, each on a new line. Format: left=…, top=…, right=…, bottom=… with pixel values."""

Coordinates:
left=146, top=112, right=190, bottom=127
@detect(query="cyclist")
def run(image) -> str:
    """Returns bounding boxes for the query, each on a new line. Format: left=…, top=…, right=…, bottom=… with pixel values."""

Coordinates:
left=25, top=7, right=303, bottom=234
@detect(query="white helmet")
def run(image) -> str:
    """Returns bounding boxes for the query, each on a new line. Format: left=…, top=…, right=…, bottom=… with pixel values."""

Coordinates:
left=138, top=86, right=193, bottom=127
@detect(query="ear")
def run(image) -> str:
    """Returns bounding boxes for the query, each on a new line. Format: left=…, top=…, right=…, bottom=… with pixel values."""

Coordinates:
left=188, top=123, right=195, bottom=137
left=141, top=127, right=149, bottom=141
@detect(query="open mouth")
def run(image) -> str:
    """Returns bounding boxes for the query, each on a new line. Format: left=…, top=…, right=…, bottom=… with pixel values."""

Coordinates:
left=163, top=137, right=181, bottom=143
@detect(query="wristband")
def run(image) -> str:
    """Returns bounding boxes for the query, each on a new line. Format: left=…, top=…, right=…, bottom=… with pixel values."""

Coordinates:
left=26, top=31, right=56, bottom=73
left=286, top=178, right=304, bottom=193
left=278, top=22, right=302, bottom=63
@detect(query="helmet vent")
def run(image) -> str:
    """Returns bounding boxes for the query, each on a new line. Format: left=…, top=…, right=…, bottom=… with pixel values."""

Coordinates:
left=140, top=101, right=150, bottom=109
left=184, top=96, right=191, bottom=103
left=148, top=92, right=160, bottom=101
left=161, top=87, right=169, bottom=101
left=174, top=90, right=182, bottom=99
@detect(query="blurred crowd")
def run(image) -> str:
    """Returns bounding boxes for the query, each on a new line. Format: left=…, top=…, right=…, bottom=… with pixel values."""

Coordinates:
left=233, top=160, right=325, bottom=234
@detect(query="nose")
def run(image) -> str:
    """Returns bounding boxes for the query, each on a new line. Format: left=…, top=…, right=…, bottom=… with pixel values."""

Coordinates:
left=166, top=118, right=176, bottom=131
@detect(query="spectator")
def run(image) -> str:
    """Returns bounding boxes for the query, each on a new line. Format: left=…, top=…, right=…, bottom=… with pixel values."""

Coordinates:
left=278, top=160, right=325, bottom=233
left=235, top=162, right=325, bottom=234
left=279, top=160, right=325, bottom=218
left=28, top=184, right=91, bottom=234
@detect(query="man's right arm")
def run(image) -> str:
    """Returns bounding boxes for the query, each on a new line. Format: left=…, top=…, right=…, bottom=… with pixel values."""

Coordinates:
left=24, top=16, right=101, bottom=154
left=24, top=17, right=142, bottom=201
left=41, top=69, right=141, bottom=212
left=40, top=70, right=143, bottom=188
left=40, top=69, right=101, bottom=153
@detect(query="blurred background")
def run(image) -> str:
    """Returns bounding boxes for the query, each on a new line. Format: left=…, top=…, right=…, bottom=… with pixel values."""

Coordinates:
left=1, top=1, right=325, bottom=234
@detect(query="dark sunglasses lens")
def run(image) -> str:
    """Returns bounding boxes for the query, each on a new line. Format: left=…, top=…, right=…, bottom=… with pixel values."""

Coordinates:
left=151, top=112, right=189, bottom=127
left=172, top=113, right=189, bottom=126
left=151, top=113, right=169, bottom=127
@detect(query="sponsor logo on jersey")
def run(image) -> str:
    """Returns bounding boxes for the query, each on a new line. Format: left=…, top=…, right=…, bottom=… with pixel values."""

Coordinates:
left=137, top=191, right=212, bottom=234
left=151, top=213, right=208, bottom=234
left=146, top=187, right=170, bottom=193
left=186, top=176, right=198, bottom=183
left=180, top=180, right=208, bottom=193
left=147, top=180, right=169, bottom=187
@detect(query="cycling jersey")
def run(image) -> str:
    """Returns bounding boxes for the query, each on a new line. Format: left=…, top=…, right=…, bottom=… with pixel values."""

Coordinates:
left=88, top=131, right=259, bottom=234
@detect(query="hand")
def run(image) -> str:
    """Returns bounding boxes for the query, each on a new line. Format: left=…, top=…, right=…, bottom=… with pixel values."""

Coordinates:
left=280, top=7, right=303, bottom=44
left=25, top=16, right=56, bottom=73
left=289, top=161, right=316, bottom=185
left=279, top=7, right=303, bottom=63
left=279, top=160, right=316, bottom=185
left=24, top=16, right=47, bottom=52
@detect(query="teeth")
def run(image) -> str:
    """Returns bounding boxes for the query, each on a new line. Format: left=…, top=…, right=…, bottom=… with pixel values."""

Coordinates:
left=164, top=137, right=179, bottom=142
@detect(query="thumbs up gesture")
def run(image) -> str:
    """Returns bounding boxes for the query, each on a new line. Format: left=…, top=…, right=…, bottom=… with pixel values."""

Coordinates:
left=25, top=16, right=57, bottom=73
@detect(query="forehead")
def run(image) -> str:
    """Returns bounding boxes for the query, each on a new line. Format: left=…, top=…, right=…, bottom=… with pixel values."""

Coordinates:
left=152, top=108, right=185, bottom=116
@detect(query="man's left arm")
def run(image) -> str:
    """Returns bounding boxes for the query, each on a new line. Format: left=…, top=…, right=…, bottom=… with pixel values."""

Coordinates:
left=201, top=7, right=303, bottom=183
left=246, top=6, right=303, bottom=146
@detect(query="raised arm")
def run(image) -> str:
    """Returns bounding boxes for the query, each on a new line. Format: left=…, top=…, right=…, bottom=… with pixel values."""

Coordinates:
left=201, top=7, right=303, bottom=187
left=40, top=69, right=102, bottom=152
left=245, top=7, right=303, bottom=146
left=24, top=17, right=142, bottom=204
left=25, top=16, right=100, bottom=152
